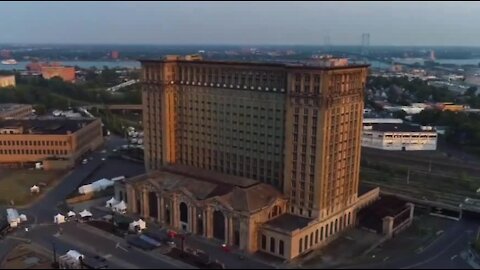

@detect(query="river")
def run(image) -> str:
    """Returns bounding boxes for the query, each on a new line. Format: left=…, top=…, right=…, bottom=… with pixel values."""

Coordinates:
left=0, top=60, right=141, bottom=71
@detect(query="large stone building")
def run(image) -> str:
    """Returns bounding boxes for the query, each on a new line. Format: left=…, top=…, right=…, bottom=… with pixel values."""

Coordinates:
left=121, top=55, right=379, bottom=259
left=0, top=117, right=103, bottom=168
left=0, top=75, right=15, bottom=88
left=0, top=104, right=33, bottom=120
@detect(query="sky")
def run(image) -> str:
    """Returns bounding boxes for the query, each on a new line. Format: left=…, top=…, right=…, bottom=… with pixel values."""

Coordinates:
left=2, top=1, right=480, bottom=46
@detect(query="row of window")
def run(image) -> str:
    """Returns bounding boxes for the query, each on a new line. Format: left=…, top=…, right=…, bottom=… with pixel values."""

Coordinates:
left=261, top=235, right=285, bottom=256
left=0, top=149, right=68, bottom=155
left=298, top=212, right=352, bottom=254
left=0, top=140, right=68, bottom=146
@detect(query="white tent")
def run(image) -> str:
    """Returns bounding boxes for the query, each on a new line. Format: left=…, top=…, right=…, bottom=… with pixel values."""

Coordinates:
left=136, top=219, right=146, bottom=230
left=129, top=221, right=139, bottom=232
left=54, top=213, right=66, bottom=224
left=67, top=211, right=76, bottom=217
left=91, top=178, right=114, bottom=191
left=78, top=184, right=94, bottom=194
left=105, top=197, right=119, bottom=208
left=66, top=250, right=84, bottom=261
left=30, top=185, right=40, bottom=193
left=6, top=208, right=20, bottom=227
left=79, top=209, right=92, bottom=218
left=19, top=214, right=27, bottom=222
left=112, top=200, right=127, bottom=214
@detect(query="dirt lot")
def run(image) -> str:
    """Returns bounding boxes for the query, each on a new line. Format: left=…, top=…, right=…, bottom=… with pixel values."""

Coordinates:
left=0, top=169, right=65, bottom=206
left=0, top=243, right=53, bottom=269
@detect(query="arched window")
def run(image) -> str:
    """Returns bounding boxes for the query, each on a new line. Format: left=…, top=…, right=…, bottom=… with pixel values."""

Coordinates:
left=299, top=238, right=303, bottom=253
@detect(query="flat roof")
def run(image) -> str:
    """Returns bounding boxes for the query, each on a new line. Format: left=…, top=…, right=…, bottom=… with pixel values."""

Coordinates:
left=164, top=164, right=258, bottom=188
left=139, top=59, right=370, bottom=71
left=264, top=213, right=313, bottom=232
left=0, top=118, right=96, bottom=135
left=0, top=103, right=31, bottom=112
left=367, top=123, right=436, bottom=133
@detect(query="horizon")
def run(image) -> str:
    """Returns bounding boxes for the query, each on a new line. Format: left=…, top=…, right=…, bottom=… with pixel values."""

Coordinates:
left=3, top=1, right=480, bottom=46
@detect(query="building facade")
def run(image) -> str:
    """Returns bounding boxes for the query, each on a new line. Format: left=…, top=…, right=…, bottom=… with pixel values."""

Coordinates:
left=0, top=104, right=33, bottom=120
left=362, top=123, right=437, bottom=151
left=0, top=118, right=103, bottom=167
left=41, top=65, right=76, bottom=82
left=123, top=55, right=376, bottom=259
left=0, top=75, right=15, bottom=88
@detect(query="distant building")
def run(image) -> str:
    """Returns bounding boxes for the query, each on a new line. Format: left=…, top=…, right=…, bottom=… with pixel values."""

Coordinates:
left=0, top=49, right=11, bottom=59
left=0, top=104, right=33, bottom=120
left=0, top=75, right=15, bottom=88
left=41, top=65, right=76, bottom=82
left=26, top=61, right=76, bottom=82
left=0, top=118, right=103, bottom=169
left=435, top=102, right=467, bottom=112
left=362, top=123, right=437, bottom=151
left=111, top=51, right=119, bottom=59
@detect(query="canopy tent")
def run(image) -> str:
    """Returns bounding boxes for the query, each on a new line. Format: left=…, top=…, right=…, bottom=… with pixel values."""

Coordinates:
left=54, top=213, right=66, bottom=224
left=19, top=214, right=27, bottom=222
left=79, top=209, right=92, bottom=218
left=129, top=219, right=147, bottom=232
left=78, top=178, right=114, bottom=194
left=30, top=185, right=40, bottom=193
left=66, top=250, right=84, bottom=261
left=105, top=197, right=119, bottom=208
left=112, top=200, right=127, bottom=213
left=67, top=211, right=76, bottom=217
left=136, top=219, right=146, bottom=230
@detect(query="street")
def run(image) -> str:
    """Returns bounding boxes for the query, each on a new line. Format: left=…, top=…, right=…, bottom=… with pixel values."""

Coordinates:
left=339, top=216, right=480, bottom=269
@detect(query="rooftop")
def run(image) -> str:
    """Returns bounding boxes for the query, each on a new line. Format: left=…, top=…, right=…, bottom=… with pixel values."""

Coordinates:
left=130, top=165, right=284, bottom=213
left=0, top=103, right=30, bottom=113
left=0, top=118, right=96, bottom=135
left=139, top=57, right=369, bottom=71
left=366, top=123, right=436, bottom=133
left=264, top=213, right=313, bottom=232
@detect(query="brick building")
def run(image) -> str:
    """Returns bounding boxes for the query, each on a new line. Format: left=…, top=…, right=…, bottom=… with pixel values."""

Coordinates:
left=0, top=75, right=15, bottom=88
left=0, top=118, right=103, bottom=168
left=120, top=55, right=378, bottom=259
left=0, top=104, right=33, bottom=120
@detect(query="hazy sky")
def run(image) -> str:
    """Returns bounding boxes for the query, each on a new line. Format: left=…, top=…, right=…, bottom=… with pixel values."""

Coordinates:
left=2, top=1, right=480, bottom=46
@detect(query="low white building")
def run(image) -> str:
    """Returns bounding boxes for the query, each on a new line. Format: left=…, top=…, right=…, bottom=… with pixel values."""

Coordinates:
left=362, top=123, right=437, bottom=151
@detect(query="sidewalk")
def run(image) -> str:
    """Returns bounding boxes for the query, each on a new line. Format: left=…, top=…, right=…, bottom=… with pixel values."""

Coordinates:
left=144, top=222, right=279, bottom=269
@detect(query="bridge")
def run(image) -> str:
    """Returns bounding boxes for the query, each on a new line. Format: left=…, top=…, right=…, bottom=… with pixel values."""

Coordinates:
left=82, top=104, right=143, bottom=111
left=106, top=79, right=139, bottom=92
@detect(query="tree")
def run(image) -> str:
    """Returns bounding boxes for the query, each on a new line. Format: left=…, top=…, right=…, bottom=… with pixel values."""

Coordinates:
left=466, top=86, right=478, bottom=97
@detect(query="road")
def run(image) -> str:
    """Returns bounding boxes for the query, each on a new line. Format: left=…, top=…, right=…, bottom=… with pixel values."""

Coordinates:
left=0, top=135, right=172, bottom=269
left=24, top=135, right=143, bottom=224
left=19, top=222, right=184, bottom=269
left=340, top=217, right=480, bottom=269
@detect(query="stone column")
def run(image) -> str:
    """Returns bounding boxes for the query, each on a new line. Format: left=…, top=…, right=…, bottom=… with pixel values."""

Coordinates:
left=127, top=186, right=136, bottom=213
left=224, top=214, right=229, bottom=244
left=382, top=216, right=394, bottom=239
left=205, top=208, right=213, bottom=238
left=227, top=216, right=234, bottom=245
left=142, top=189, right=149, bottom=218
left=171, top=195, right=179, bottom=229
left=191, top=207, right=197, bottom=234
left=159, top=196, right=165, bottom=225
left=156, top=194, right=162, bottom=223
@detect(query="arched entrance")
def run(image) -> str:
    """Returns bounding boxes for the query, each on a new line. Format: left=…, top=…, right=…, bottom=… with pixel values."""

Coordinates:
left=179, top=202, right=188, bottom=231
left=213, top=210, right=225, bottom=241
left=148, top=192, right=158, bottom=218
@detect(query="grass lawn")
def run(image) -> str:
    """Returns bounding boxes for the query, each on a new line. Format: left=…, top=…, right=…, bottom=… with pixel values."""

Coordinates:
left=0, top=169, right=64, bottom=206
